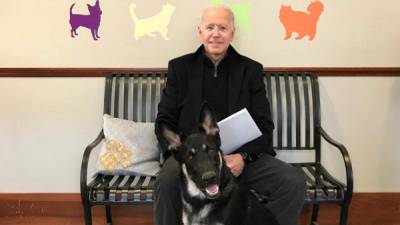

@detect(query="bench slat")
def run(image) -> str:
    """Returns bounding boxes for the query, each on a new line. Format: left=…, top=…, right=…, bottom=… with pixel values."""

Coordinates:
left=114, top=76, right=121, bottom=118
left=293, top=75, right=301, bottom=148
left=109, top=175, right=126, bottom=202
left=284, top=74, right=292, bottom=147
left=275, top=75, right=283, bottom=148
left=133, top=75, right=139, bottom=121
left=93, top=175, right=114, bottom=202
left=123, top=76, right=129, bottom=119
left=302, top=75, right=311, bottom=148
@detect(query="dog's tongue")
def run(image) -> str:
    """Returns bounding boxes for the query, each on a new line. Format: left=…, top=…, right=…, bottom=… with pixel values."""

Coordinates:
left=205, top=184, right=219, bottom=196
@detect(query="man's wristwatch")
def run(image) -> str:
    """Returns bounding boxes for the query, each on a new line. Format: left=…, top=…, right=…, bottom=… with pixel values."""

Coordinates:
left=239, top=152, right=261, bottom=164
left=239, top=152, right=250, bottom=163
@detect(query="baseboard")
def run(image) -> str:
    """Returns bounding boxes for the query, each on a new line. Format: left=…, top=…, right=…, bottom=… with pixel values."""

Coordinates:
left=1, top=193, right=399, bottom=225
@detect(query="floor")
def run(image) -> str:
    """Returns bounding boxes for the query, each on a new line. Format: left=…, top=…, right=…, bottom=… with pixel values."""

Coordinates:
left=0, top=216, right=152, bottom=225
left=2, top=216, right=400, bottom=225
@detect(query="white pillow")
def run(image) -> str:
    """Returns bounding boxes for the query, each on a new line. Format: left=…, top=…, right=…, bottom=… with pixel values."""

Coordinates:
left=95, top=114, right=160, bottom=176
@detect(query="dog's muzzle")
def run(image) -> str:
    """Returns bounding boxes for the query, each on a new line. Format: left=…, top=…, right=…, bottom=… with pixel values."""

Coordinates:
left=202, top=171, right=220, bottom=199
left=205, top=184, right=219, bottom=198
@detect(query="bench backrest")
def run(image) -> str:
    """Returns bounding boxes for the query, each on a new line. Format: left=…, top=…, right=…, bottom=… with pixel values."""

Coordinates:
left=104, top=72, right=321, bottom=156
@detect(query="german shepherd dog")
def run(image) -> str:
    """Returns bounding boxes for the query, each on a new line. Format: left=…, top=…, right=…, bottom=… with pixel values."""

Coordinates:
left=161, top=103, right=279, bottom=225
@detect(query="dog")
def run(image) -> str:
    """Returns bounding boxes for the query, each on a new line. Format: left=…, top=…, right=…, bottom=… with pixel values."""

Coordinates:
left=279, top=0, right=324, bottom=40
left=129, top=2, right=175, bottom=40
left=160, top=103, right=279, bottom=225
left=69, top=0, right=102, bottom=41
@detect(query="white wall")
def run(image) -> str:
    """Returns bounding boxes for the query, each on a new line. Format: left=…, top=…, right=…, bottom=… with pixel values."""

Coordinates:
left=1, top=0, right=400, bottom=67
left=1, top=0, right=400, bottom=193
left=319, top=77, right=400, bottom=192
left=0, top=78, right=104, bottom=193
left=0, top=77, right=399, bottom=193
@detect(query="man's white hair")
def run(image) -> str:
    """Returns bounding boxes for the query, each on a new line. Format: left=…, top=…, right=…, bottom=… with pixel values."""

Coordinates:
left=199, top=4, right=235, bottom=28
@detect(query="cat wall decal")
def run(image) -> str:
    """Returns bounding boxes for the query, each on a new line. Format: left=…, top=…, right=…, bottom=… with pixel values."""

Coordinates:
left=69, top=0, right=102, bottom=41
left=208, top=0, right=251, bottom=36
left=279, top=0, right=324, bottom=41
left=129, top=2, right=176, bottom=40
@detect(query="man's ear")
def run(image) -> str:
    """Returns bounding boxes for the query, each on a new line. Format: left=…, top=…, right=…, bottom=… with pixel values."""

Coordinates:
left=199, top=102, right=219, bottom=136
left=161, top=124, right=181, bottom=150
left=198, top=25, right=203, bottom=37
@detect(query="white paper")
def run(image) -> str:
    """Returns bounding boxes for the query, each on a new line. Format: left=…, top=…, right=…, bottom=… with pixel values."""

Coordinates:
left=217, top=108, right=262, bottom=154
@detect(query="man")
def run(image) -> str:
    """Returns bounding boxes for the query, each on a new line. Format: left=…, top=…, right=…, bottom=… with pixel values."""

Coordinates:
left=154, top=5, right=306, bottom=225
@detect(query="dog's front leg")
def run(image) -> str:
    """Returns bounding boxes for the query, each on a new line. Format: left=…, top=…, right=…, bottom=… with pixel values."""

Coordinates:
left=182, top=209, right=189, bottom=225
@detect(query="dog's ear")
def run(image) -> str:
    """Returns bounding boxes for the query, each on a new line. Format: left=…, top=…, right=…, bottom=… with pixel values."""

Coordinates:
left=199, top=102, right=219, bottom=137
left=161, top=124, right=181, bottom=150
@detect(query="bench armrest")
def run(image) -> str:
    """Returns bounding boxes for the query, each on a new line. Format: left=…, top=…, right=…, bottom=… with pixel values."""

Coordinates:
left=318, top=126, right=353, bottom=202
left=80, top=130, right=105, bottom=201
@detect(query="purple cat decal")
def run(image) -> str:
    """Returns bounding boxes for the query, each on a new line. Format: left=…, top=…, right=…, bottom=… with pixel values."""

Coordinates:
left=69, top=0, right=102, bottom=41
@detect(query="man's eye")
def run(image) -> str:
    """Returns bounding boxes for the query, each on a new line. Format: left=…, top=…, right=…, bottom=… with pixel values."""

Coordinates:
left=206, top=26, right=214, bottom=31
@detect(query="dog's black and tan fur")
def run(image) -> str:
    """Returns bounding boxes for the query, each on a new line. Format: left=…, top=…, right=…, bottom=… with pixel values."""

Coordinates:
left=161, top=103, right=279, bottom=225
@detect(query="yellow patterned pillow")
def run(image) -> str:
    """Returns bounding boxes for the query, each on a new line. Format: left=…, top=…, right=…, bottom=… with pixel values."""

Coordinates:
left=100, top=139, right=133, bottom=171
left=95, top=114, right=160, bottom=176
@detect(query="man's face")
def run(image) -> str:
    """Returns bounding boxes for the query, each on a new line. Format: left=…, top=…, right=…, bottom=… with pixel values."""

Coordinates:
left=198, top=8, right=235, bottom=61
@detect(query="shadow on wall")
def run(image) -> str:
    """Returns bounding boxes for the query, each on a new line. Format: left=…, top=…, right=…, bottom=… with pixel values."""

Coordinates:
left=380, top=78, right=400, bottom=189
left=318, top=80, right=347, bottom=184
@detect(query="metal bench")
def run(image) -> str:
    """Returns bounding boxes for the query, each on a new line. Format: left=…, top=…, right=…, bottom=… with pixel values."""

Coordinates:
left=80, top=71, right=353, bottom=225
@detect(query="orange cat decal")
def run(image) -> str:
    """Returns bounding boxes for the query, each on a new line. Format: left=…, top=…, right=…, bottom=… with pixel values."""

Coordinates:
left=279, top=0, right=324, bottom=41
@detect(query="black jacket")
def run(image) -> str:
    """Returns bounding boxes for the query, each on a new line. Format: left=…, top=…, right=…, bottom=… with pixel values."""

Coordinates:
left=155, top=45, right=275, bottom=159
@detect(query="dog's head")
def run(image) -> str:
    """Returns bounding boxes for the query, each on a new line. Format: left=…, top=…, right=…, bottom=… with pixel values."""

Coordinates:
left=161, top=103, right=224, bottom=199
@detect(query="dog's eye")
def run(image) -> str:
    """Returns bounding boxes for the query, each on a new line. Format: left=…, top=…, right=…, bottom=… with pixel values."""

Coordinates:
left=190, top=148, right=196, bottom=155
left=187, top=148, right=196, bottom=160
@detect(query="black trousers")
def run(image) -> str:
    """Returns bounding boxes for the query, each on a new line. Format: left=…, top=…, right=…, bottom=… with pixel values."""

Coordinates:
left=154, top=154, right=306, bottom=225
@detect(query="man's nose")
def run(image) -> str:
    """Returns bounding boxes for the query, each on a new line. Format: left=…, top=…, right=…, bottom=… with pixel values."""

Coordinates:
left=211, top=29, right=222, bottom=37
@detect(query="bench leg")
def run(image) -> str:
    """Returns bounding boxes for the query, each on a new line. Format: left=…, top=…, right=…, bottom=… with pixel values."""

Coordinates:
left=310, top=204, right=319, bottom=225
left=106, top=205, right=113, bottom=225
left=339, top=204, right=349, bottom=225
left=83, top=205, right=93, bottom=225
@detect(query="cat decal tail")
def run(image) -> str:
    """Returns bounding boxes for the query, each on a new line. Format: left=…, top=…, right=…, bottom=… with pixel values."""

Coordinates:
left=279, top=0, right=324, bottom=41
left=129, top=2, right=176, bottom=40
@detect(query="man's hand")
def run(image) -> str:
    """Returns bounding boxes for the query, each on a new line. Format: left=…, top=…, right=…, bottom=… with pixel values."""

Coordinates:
left=224, top=153, right=245, bottom=177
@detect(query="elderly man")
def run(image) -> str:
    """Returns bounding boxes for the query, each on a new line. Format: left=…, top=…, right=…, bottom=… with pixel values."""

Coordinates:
left=154, top=5, right=306, bottom=225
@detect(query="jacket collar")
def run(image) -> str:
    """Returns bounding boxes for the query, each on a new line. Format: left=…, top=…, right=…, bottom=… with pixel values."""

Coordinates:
left=189, top=45, right=245, bottom=115
left=193, top=44, right=240, bottom=61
